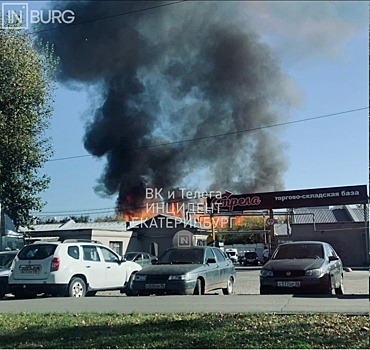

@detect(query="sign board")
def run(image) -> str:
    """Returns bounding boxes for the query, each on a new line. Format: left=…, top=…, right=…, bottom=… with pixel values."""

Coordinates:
left=266, top=218, right=275, bottom=226
left=207, top=185, right=368, bottom=212
left=173, top=230, right=195, bottom=247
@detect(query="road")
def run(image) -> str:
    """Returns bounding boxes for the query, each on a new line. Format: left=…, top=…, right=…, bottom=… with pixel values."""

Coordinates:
left=0, top=268, right=368, bottom=315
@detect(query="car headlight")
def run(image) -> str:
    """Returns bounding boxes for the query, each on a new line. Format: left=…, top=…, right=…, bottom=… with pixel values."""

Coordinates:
left=260, top=269, right=273, bottom=277
left=168, top=274, right=189, bottom=281
left=134, top=274, right=147, bottom=282
left=305, top=269, right=322, bottom=278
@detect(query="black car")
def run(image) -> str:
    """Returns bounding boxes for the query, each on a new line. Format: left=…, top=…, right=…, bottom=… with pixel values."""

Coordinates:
left=0, top=251, right=17, bottom=299
left=131, top=246, right=236, bottom=296
left=260, top=241, right=344, bottom=295
left=240, top=251, right=259, bottom=266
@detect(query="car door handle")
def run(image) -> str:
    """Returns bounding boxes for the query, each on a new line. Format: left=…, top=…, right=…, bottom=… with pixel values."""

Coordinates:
left=107, top=266, right=111, bottom=269
left=85, top=266, right=91, bottom=268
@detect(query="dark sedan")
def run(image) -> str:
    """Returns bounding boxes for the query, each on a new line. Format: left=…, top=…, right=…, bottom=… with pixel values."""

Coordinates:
left=240, top=251, right=259, bottom=266
left=260, top=241, right=343, bottom=295
left=131, top=246, right=236, bottom=296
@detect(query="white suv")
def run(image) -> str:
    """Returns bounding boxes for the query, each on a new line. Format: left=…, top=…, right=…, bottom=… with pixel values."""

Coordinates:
left=8, top=240, right=142, bottom=298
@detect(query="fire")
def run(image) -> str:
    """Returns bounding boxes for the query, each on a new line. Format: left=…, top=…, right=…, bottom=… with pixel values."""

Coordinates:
left=117, top=198, right=188, bottom=221
left=195, top=215, right=253, bottom=229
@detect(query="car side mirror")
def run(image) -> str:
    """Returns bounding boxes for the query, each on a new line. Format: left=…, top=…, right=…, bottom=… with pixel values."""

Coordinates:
left=328, top=256, right=338, bottom=262
left=151, top=258, right=158, bottom=264
left=120, top=257, right=126, bottom=263
left=206, top=258, right=216, bottom=264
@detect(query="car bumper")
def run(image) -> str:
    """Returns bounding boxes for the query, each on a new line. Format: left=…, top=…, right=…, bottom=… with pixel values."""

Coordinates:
left=9, top=283, right=68, bottom=296
left=260, top=274, right=330, bottom=294
left=243, top=260, right=259, bottom=266
left=132, top=279, right=197, bottom=295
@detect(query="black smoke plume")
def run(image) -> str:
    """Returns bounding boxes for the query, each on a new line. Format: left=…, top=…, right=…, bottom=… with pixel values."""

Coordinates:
left=39, top=1, right=296, bottom=213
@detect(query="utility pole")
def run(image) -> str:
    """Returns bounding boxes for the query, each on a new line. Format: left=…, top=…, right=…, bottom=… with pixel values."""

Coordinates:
left=269, top=208, right=278, bottom=252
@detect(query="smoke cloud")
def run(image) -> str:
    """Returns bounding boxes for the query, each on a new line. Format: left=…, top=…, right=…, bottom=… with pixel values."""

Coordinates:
left=40, top=1, right=298, bottom=212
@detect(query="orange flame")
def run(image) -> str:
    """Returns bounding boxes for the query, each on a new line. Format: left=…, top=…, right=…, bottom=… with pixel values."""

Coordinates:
left=118, top=199, right=188, bottom=221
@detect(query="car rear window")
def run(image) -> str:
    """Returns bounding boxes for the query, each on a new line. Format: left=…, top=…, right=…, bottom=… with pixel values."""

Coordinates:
left=18, top=244, right=57, bottom=260
left=245, top=252, right=257, bottom=258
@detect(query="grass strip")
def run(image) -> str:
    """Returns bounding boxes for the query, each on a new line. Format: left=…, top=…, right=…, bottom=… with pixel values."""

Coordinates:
left=0, top=312, right=368, bottom=349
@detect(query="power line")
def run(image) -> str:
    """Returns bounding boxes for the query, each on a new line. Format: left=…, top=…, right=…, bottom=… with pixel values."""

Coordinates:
left=32, top=196, right=204, bottom=216
left=29, top=0, right=188, bottom=35
left=47, top=106, right=368, bottom=162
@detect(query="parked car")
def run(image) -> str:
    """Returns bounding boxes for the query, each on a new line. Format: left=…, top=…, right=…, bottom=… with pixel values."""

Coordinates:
left=260, top=241, right=344, bottom=295
left=8, top=240, right=142, bottom=298
left=123, top=252, right=156, bottom=268
left=131, top=246, right=236, bottom=296
left=240, top=251, right=259, bottom=266
left=225, top=248, right=238, bottom=264
left=0, top=251, right=17, bottom=299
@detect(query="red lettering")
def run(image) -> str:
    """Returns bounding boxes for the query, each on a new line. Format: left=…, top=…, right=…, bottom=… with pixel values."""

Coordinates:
left=210, top=191, right=261, bottom=211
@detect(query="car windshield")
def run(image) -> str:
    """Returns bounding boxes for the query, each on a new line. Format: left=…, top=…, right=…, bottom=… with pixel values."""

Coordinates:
left=273, top=244, right=324, bottom=260
left=157, top=249, right=204, bottom=264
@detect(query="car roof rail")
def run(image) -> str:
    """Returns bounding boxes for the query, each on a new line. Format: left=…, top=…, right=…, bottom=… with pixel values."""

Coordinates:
left=61, top=239, right=103, bottom=244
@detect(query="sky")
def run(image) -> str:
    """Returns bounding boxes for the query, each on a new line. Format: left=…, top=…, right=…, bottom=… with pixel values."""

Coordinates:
left=2, top=1, right=368, bottom=219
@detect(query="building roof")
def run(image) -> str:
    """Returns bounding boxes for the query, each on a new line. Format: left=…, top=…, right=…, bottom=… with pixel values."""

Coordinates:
left=21, top=219, right=129, bottom=233
left=292, top=206, right=367, bottom=224
left=22, top=214, right=210, bottom=233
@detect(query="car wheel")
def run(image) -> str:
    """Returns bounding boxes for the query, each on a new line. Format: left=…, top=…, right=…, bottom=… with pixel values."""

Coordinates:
left=68, top=277, right=86, bottom=298
left=193, top=278, right=203, bottom=295
left=222, top=277, right=234, bottom=295
left=0, top=286, right=5, bottom=299
left=320, top=276, right=333, bottom=295
left=335, top=278, right=344, bottom=295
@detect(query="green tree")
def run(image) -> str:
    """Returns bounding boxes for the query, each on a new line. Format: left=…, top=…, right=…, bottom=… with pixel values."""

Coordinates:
left=0, top=27, right=57, bottom=228
left=221, top=216, right=266, bottom=244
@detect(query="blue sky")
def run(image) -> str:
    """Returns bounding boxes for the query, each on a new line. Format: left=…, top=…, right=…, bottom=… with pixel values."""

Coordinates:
left=7, top=1, right=368, bottom=219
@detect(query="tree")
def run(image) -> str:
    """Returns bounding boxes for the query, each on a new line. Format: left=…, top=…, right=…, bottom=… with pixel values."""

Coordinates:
left=0, top=27, right=57, bottom=228
left=221, top=216, right=266, bottom=244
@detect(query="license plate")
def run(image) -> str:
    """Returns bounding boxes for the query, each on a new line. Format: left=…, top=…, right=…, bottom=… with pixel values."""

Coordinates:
left=21, top=269, right=39, bottom=274
left=277, top=281, right=301, bottom=288
left=20, top=265, right=41, bottom=274
left=145, top=283, right=165, bottom=289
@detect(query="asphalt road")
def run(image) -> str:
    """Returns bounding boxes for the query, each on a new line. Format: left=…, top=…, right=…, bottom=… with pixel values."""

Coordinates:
left=0, top=268, right=368, bottom=315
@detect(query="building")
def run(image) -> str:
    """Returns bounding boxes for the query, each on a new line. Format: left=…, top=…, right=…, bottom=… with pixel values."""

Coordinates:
left=286, top=206, right=368, bottom=267
left=21, top=214, right=209, bottom=256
